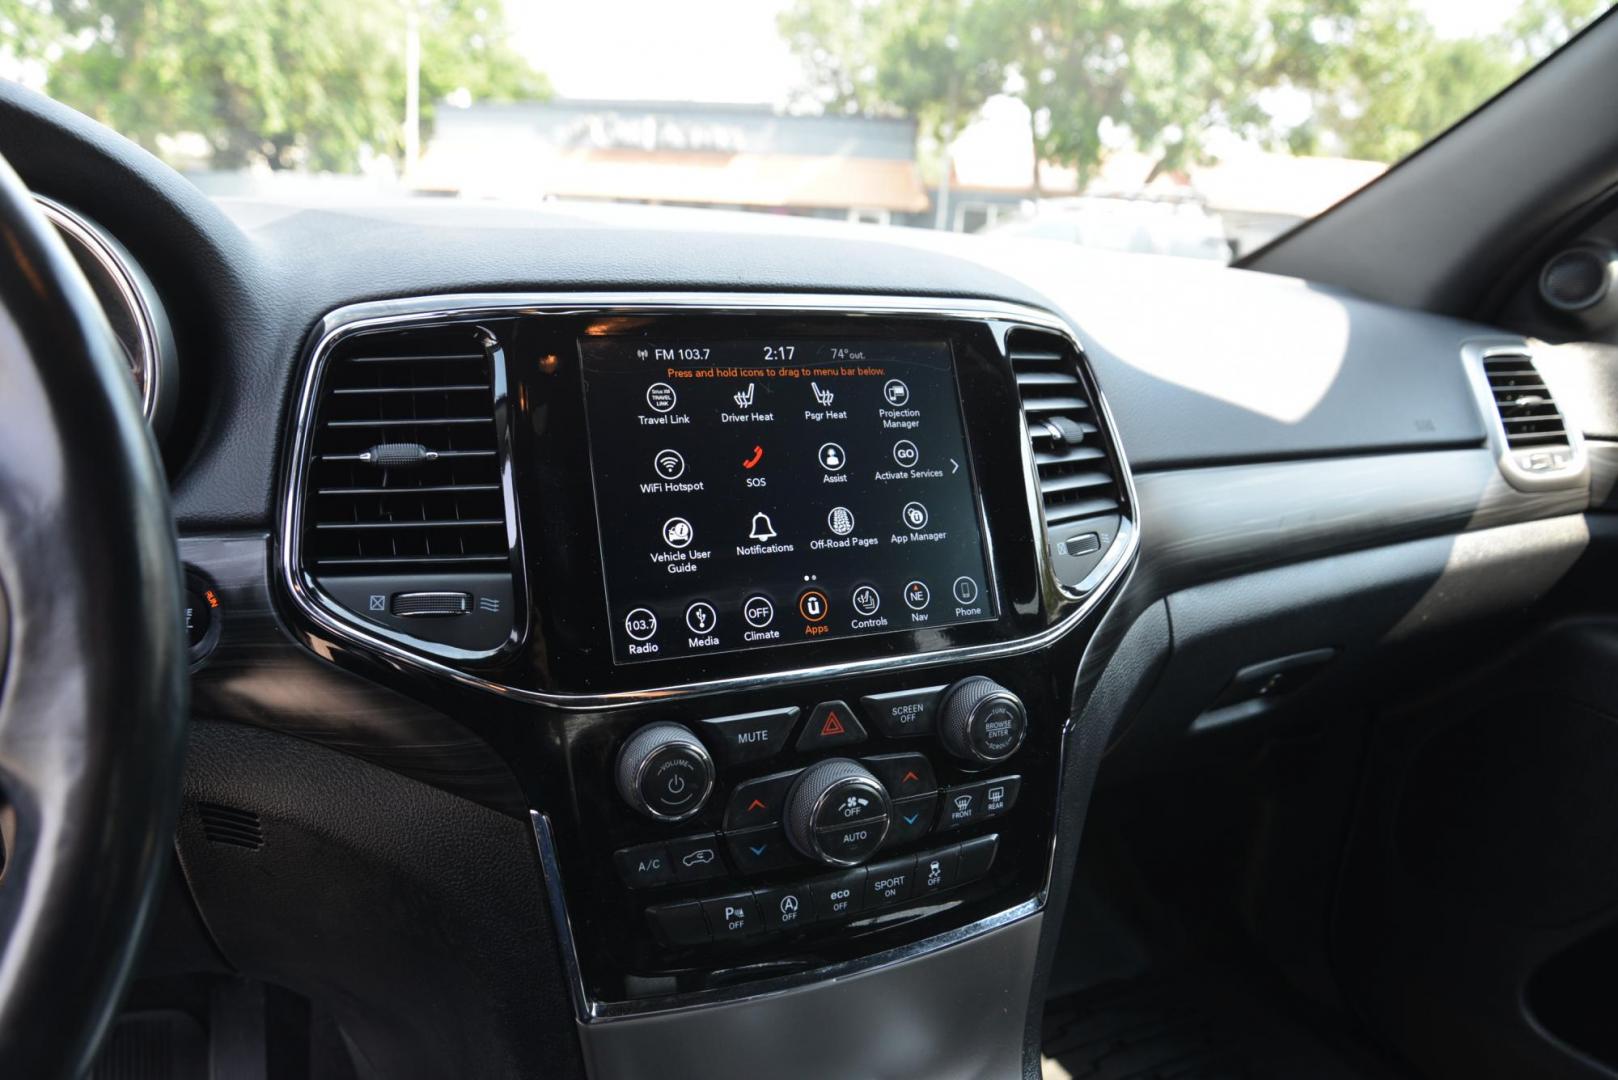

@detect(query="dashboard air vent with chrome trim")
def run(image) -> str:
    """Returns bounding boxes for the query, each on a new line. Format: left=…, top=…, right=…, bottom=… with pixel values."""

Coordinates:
left=297, top=323, right=518, bottom=654
left=1483, top=354, right=1569, bottom=452
left=1462, top=340, right=1587, bottom=492
left=1008, top=329, right=1125, bottom=591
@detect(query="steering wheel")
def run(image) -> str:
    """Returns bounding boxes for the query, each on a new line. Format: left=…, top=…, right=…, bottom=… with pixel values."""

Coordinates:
left=0, top=152, right=187, bottom=1076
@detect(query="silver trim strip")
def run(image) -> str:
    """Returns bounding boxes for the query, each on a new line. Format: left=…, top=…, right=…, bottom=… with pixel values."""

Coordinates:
left=1461, top=337, right=1589, bottom=492
left=34, top=195, right=165, bottom=424
left=529, top=809, right=1041, bottom=1023
left=278, top=292, right=1140, bottom=708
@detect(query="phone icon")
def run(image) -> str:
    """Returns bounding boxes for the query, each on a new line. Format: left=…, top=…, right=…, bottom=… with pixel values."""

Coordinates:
left=743, top=445, right=764, bottom=469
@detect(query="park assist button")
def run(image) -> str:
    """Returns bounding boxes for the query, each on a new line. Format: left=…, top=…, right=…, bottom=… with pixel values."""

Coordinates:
left=795, top=700, right=868, bottom=751
left=700, top=893, right=762, bottom=941
left=860, top=685, right=945, bottom=738
left=697, top=707, right=801, bottom=765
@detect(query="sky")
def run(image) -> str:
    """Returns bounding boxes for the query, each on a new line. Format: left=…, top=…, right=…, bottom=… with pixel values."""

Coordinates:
left=510, top=0, right=1539, bottom=105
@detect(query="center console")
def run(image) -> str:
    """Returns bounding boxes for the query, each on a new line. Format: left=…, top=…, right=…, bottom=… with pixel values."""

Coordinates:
left=278, top=293, right=1136, bottom=1038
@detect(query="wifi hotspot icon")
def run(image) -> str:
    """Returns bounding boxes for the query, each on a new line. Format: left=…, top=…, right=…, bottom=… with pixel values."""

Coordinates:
left=653, top=448, right=686, bottom=480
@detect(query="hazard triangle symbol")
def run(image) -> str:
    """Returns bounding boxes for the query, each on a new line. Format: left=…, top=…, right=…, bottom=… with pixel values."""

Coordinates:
left=820, top=711, right=846, bottom=737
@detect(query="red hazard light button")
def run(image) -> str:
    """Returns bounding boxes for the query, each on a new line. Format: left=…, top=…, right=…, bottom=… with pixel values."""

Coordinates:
left=795, top=700, right=869, bottom=752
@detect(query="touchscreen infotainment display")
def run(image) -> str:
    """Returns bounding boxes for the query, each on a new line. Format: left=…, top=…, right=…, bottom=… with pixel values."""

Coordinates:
left=578, top=336, right=997, bottom=664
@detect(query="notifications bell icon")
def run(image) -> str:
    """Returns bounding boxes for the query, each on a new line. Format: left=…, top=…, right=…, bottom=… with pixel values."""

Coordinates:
left=748, top=512, right=778, bottom=542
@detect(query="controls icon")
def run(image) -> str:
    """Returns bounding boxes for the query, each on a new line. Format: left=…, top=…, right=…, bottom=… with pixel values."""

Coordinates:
left=653, top=449, right=686, bottom=480
left=892, top=440, right=920, bottom=468
left=799, top=588, right=829, bottom=623
left=662, top=517, right=694, bottom=549
left=646, top=382, right=677, bottom=413
left=818, top=442, right=846, bottom=472
left=901, top=501, right=929, bottom=529
left=904, top=580, right=930, bottom=610
left=743, top=594, right=775, bottom=628
left=827, top=506, right=855, bottom=536
left=952, top=576, right=979, bottom=604
left=624, top=607, right=659, bottom=641
left=884, top=379, right=911, bottom=406
left=685, top=601, right=717, bottom=635
left=748, top=512, right=778, bottom=542
left=734, top=382, right=755, bottom=409
left=851, top=585, right=881, bottom=617
left=811, top=382, right=835, bottom=406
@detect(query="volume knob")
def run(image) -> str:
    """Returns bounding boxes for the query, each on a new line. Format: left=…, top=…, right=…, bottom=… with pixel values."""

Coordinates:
left=615, top=723, right=715, bottom=822
left=937, top=677, right=1026, bottom=765
left=783, top=759, right=891, bottom=866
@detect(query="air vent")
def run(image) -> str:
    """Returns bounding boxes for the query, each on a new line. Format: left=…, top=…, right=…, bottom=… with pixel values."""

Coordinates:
left=197, top=803, right=264, bottom=849
left=1483, top=354, right=1568, bottom=450
left=1009, top=330, right=1121, bottom=527
left=303, top=326, right=509, bottom=576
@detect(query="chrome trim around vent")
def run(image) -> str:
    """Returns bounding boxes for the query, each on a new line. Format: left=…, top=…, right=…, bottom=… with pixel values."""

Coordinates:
left=1461, top=338, right=1588, bottom=492
left=279, top=292, right=1140, bottom=709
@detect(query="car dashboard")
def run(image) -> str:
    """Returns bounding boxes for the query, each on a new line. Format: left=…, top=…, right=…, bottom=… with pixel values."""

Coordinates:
left=5, top=78, right=1612, bottom=1080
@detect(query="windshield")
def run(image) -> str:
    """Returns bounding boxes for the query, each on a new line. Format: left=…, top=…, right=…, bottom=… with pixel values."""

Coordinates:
left=3, top=0, right=1609, bottom=259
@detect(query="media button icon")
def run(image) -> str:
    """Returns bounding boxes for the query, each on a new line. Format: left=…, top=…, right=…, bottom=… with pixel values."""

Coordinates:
left=662, top=517, right=694, bottom=549
left=653, top=448, right=686, bottom=480
left=892, top=439, right=920, bottom=468
left=904, top=581, right=930, bottom=610
left=743, top=595, right=775, bottom=628
left=685, top=601, right=718, bottom=635
left=952, top=576, right=980, bottom=605
left=883, top=379, right=910, bottom=407
left=624, top=607, right=659, bottom=641
left=851, top=585, right=881, bottom=617
left=818, top=442, right=847, bottom=472
left=827, top=506, right=856, bottom=536
left=799, top=589, right=829, bottom=623
left=901, top=501, right=929, bottom=529
left=646, top=382, right=677, bottom=413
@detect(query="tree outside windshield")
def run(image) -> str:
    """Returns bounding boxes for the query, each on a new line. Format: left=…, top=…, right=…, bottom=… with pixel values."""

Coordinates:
left=1, top=0, right=1608, bottom=258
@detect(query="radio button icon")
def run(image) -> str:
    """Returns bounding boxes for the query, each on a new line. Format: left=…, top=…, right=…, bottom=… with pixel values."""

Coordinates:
left=624, top=608, right=659, bottom=641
